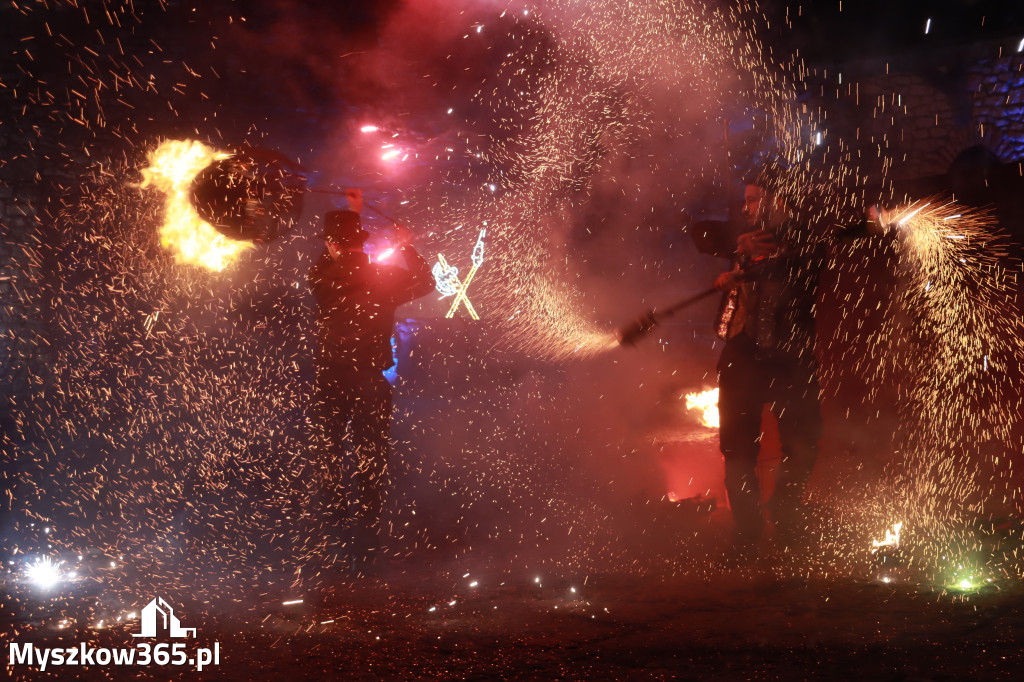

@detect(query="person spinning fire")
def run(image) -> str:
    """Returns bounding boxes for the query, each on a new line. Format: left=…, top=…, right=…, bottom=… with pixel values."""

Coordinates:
left=692, top=165, right=889, bottom=560
left=308, top=188, right=434, bottom=571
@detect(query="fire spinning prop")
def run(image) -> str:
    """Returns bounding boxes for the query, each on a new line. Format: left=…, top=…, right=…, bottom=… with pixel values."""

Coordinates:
left=144, top=138, right=425, bottom=274
left=140, top=140, right=305, bottom=270
left=869, top=521, right=906, bottom=584
left=615, top=288, right=718, bottom=346
left=189, top=147, right=305, bottom=242
left=139, top=140, right=252, bottom=271
left=432, top=229, right=486, bottom=319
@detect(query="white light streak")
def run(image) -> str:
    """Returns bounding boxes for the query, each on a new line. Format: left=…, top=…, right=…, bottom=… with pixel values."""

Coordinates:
left=25, top=557, right=62, bottom=590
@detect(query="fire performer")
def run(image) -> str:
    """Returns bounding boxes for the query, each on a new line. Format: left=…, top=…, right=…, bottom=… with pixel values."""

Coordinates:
left=308, top=188, right=434, bottom=568
left=692, top=166, right=888, bottom=559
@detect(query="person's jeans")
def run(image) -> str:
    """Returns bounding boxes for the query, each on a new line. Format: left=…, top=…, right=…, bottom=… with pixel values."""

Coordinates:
left=312, top=352, right=393, bottom=528
left=717, top=334, right=822, bottom=543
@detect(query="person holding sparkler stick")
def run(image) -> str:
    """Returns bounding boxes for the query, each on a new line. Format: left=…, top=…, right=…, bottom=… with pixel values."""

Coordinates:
left=307, top=188, right=435, bottom=574
left=693, top=164, right=890, bottom=562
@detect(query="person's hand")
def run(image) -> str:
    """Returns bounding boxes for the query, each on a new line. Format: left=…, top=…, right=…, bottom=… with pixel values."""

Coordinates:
left=736, top=229, right=778, bottom=258
left=714, top=268, right=744, bottom=291
left=867, top=205, right=894, bottom=233
left=345, top=188, right=364, bottom=213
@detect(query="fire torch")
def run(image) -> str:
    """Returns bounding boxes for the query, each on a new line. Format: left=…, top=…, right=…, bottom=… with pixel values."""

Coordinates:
left=189, top=146, right=307, bottom=243
left=187, top=146, right=402, bottom=243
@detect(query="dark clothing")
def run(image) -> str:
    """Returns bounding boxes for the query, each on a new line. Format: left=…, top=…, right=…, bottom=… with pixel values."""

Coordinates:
left=309, top=239, right=435, bottom=369
left=717, top=333, right=821, bottom=542
left=693, top=217, right=870, bottom=541
left=712, top=222, right=826, bottom=366
left=308, top=222, right=434, bottom=527
left=312, top=361, right=393, bottom=522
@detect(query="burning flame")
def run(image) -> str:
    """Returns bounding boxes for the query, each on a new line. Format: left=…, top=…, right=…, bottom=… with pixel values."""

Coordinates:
left=685, top=388, right=719, bottom=428
left=140, top=139, right=251, bottom=271
left=871, top=521, right=903, bottom=552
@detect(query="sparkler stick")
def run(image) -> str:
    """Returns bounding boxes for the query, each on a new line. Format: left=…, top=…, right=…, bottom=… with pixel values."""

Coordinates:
left=615, top=288, right=718, bottom=346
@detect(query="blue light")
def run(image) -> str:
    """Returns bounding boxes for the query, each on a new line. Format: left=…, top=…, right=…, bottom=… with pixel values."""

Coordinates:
left=383, top=334, right=399, bottom=384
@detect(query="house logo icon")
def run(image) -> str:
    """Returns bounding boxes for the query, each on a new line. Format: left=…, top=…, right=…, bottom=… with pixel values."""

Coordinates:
left=131, top=597, right=196, bottom=638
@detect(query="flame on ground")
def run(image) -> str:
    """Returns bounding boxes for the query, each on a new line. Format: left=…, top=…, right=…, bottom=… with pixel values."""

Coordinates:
left=140, top=139, right=250, bottom=271
left=871, top=521, right=903, bottom=552
left=685, top=388, right=719, bottom=428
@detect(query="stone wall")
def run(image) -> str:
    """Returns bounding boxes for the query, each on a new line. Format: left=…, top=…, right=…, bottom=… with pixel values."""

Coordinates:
left=842, top=54, right=1024, bottom=181
left=968, top=54, right=1024, bottom=162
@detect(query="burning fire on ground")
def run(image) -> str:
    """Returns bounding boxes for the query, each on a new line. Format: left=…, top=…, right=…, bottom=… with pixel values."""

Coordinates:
left=871, top=521, right=903, bottom=553
left=685, top=388, right=719, bottom=428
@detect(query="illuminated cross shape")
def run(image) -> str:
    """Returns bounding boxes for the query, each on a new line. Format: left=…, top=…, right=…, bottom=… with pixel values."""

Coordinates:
left=432, top=229, right=485, bottom=320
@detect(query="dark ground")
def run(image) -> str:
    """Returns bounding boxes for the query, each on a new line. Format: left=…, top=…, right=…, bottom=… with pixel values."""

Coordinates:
left=229, top=570, right=1024, bottom=681
left=4, top=514, right=1023, bottom=681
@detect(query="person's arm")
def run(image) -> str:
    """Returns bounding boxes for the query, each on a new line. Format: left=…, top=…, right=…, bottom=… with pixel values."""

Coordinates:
left=689, top=219, right=742, bottom=259
left=378, top=224, right=436, bottom=304
left=804, top=200, right=894, bottom=242
left=395, top=244, right=436, bottom=302
left=827, top=216, right=881, bottom=241
left=345, top=188, right=364, bottom=214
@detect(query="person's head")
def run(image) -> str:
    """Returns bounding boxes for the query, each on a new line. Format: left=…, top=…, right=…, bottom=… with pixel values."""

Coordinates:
left=742, top=184, right=785, bottom=228
left=319, top=210, right=369, bottom=258
left=741, top=163, right=790, bottom=229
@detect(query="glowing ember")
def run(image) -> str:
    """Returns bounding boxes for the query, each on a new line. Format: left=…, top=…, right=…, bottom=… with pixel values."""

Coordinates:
left=25, top=557, right=62, bottom=590
left=871, top=521, right=903, bottom=552
left=684, top=388, right=719, bottom=428
left=140, top=139, right=251, bottom=271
